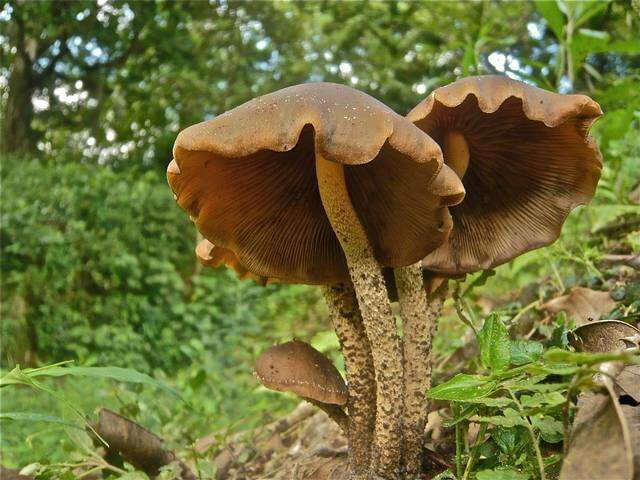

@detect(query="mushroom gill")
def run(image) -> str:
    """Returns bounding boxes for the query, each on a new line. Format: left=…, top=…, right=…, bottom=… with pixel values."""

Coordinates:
left=407, top=75, right=603, bottom=275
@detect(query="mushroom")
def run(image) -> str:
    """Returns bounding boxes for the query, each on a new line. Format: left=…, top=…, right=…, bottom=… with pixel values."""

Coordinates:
left=254, top=340, right=350, bottom=433
left=167, top=82, right=464, bottom=479
left=401, top=75, right=602, bottom=474
left=407, top=75, right=603, bottom=274
left=568, top=320, right=640, bottom=354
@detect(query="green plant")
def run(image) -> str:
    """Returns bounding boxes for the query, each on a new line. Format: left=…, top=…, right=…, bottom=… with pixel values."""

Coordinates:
left=428, top=312, right=639, bottom=480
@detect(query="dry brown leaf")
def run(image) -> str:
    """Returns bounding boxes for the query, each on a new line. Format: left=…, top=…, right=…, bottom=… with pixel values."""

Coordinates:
left=560, top=383, right=634, bottom=480
left=540, top=287, right=616, bottom=325
left=617, top=365, right=640, bottom=404
left=620, top=403, right=640, bottom=480
left=91, top=408, right=195, bottom=480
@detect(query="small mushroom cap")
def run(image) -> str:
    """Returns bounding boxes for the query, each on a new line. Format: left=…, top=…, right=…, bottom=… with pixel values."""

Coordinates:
left=168, top=82, right=462, bottom=285
left=407, top=76, right=603, bottom=275
left=254, top=340, right=348, bottom=405
left=569, top=320, right=640, bottom=353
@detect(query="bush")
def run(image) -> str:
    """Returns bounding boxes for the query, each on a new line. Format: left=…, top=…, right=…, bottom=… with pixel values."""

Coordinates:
left=1, top=156, right=323, bottom=373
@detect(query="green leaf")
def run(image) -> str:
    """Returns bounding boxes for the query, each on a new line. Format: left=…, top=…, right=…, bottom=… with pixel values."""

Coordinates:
left=534, top=0, right=565, bottom=38
left=475, top=408, right=529, bottom=428
left=526, top=362, right=580, bottom=376
left=543, top=348, right=636, bottom=365
left=520, top=391, right=566, bottom=409
left=466, top=396, right=514, bottom=407
left=29, top=366, right=185, bottom=401
left=510, top=340, right=543, bottom=366
left=573, top=1, right=609, bottom=28
left=531, top=414, right=564, bottom=443
left=492, top=426, right=529, bottom=456
left=477, top=314, right=511, bottom=372
left=0, top=412, right=83, bottom=429
left=476, top=468, right=530, bottom=480
left=427, top=374, right=497, bottom=401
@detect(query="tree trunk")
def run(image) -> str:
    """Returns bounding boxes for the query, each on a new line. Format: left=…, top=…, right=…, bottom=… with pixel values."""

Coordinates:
left=1, top=52, right=35, bottom=154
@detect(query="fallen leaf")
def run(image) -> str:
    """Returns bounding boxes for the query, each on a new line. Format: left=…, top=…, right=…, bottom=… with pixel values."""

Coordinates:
left=617, top=365, right=640, bottom=404
left=541, top=287, right=616, bottom=325
left=620, top=403, right=640, bottom=480
left=560, top=382, right=634, bottom=480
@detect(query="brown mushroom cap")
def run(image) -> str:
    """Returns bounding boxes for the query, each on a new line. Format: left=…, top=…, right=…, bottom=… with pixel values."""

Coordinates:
left=407, top=76, right=603, bottom=275
left=569, top=320, right=640, bottom=353
left=168, top=82, right=464, bottom=285
left=254, top=340, right=348, bottom=405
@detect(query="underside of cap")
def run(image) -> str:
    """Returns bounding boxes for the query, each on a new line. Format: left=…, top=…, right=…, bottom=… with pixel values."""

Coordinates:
left=169, top=83, right=457, bottom=284
left=407, top=76, right=603, bottom=275
left=254, top=340, right=348, bottom=405
left=196, top=238, right=271, bottom=286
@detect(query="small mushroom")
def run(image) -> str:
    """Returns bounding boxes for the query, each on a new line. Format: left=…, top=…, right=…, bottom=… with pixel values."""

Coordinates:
left=407, top=75, right=603, bottom=275
left=568, top=320, right=640, bottom=353
left=168, top=82, right=464, bottom=479
left=254, top=340, right=349, bottom=433
left=569, top=320, right=640, bottom=403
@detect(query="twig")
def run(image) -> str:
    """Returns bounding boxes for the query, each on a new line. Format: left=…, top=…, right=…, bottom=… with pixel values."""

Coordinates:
left=510, top=300, right=541, bottom=328
left=453, top=283, right=477, bottom=334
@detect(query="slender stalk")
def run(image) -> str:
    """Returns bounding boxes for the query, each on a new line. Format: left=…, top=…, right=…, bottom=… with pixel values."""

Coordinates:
left=453, top=403, right=463, bottom=480
left=395, top=263, right=444, bottom=478
left=316, top=154, right=403, bottom=479
left=304, top=397, right=350, bottom=434
left=509, top=391, right=546, bottom=480
left=461, top=422, right=488, bottom=480
left=322, top=283, right=376, bottom=476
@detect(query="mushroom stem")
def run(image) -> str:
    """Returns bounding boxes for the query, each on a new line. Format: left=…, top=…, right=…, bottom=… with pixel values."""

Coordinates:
left=394, top=265, right=445, bottom=478
left=303, top=397, right=350, bottom=434
left=316, top=154, right=403, bottom=479
left=322, top=283, right=376, bottom=476
left=442, top=131, right=469, bottom=179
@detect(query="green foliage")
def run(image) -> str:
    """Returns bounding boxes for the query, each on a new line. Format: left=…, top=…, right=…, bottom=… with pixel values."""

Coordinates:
left=1, top=156, right=322, bottom=373
left=477, top=314, right=511, bottom=373
left=0, top=156, right=325, bottom=469
left=429, top=316, right=639, bottom=480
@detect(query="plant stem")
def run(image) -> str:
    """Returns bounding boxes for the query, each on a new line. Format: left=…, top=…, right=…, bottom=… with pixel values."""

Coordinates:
left=509, top=391, right=547, bottom=480
left=461, top=422, right=488, bottom=480
left=453, top=403, right=463, bottom=479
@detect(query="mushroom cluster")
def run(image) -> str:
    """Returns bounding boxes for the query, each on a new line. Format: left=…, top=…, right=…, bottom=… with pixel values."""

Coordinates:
left=167, top=77, right=602, bottom=479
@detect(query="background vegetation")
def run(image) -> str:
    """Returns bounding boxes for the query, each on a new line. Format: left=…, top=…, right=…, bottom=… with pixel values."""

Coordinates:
left=1, top=0, right=638, bottom=478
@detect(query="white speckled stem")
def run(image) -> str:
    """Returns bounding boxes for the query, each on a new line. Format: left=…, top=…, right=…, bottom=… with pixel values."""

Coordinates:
left=322, top=283, right=376, bottom=477
left=316, top=155, right=403, bottom=479
left=394, top=264, right=445, bottom=478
